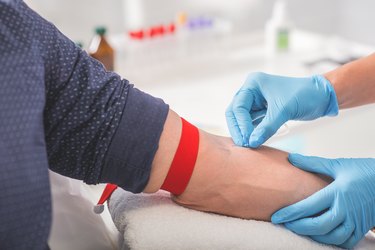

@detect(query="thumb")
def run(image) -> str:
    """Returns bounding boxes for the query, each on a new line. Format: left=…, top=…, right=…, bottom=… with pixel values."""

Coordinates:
left=249, top=110, right=287, bottom=148
left=288, top=153, right=335, bottom=178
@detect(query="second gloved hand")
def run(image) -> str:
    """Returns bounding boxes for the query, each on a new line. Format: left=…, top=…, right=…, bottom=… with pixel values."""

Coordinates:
left=272, top=154, right=375, bottom=249
left=226, top=73, right=339, bottom=147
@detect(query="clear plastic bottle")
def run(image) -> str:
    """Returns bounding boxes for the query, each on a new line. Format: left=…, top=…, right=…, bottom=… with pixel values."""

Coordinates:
left=265, top=0, right=292, bottom=55
left=89, top=27, right=115, bottom=71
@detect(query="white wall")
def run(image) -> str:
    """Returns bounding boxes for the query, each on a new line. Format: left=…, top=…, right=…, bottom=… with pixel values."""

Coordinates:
left=25, top=0, right=124, bottom=46
left=336, top=0, right=375, bottom=44
left=24, top=0, right=375, bottom=46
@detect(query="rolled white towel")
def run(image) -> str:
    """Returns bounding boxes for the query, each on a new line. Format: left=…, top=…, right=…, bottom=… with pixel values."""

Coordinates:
left=108, top=189, right=375, bottom=250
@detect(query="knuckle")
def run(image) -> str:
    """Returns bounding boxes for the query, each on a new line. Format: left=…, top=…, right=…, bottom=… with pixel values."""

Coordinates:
left=248, top=71, right=266, bottom=79
left=246, top=72, right=267, bottom=85
left=339, top=222, right=354, bottom=239
left=331, top=206, right=344, bottom=222
left=335, top=231, right=350, bottom=245
left=343, top=238, right=358, bottom=249
left=310, top=218, right=324, bottom=233
left=232, top=101, right=247, bottom=112
left=225, top=107, right=233, bottom=116
left=344, top=221, right=355, bottom=233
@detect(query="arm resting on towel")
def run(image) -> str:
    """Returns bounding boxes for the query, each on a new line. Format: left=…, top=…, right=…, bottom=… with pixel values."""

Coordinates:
left=144, top=110, right=330, bottom=221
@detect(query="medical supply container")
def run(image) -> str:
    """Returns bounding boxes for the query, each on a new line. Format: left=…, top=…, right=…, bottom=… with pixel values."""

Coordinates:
left=89, top=27, right=115, bottom=71
left=265, top=0, right=292, bottom=55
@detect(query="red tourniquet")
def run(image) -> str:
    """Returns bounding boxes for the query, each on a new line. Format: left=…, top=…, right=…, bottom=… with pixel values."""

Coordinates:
left=97, top=184, right=118, bottom=205
left=94, top=117, right=199, bottom=214
left=93, top=184, right=118, bottom=214
left=160, top=118, right=199, bottom=195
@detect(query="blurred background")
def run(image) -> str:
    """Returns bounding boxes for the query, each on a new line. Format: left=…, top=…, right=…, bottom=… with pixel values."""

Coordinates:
left=26, top=0, right=375, bottom=106
left=23, top=0, right=375, bottom=90
left=22, top=1, right=375, bottom=249
left=23, top=0, right=375, bottom=128
left=24, top=0, right=375, bottom=45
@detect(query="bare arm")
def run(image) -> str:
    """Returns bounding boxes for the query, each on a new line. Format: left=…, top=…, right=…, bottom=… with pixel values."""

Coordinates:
left=173, top=132, right=330, bottom=221
left=325, top=53, right=375, bottom=109
left=144, top=109, right=329, bottom=221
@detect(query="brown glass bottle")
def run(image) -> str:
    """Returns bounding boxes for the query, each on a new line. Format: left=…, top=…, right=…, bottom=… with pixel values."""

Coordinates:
left=89, top=27, right=115, bottom=71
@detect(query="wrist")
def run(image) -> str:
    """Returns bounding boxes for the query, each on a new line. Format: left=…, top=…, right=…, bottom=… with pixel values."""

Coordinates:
left=314, top=74, right=339, bottom=117
left=324, top=71, right=342, bottom=107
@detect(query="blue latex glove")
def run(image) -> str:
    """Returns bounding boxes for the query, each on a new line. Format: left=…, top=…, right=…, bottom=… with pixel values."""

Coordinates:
left=272, top=154, right=375, bottom=249
left=225, top=73, right=339, bottom=147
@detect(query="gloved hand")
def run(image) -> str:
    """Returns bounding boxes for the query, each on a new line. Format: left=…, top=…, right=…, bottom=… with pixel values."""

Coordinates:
left=271, top=154, right=375, bottom=249
left=225, top=72, right=339, bottom=147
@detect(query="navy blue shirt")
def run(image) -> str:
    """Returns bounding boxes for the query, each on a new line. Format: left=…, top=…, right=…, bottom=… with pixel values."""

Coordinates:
left=0, top=1, right=169, bottom=249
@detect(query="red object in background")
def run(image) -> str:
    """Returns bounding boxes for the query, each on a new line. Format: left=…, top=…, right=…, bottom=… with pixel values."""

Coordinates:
left=129, top=30, right=145, bottom=40
left=149, top=26, right=158, bottom=37
left=157, top=25, right=165, bottom=35
left=149, top=25, right=166, bottom=37
left=128, top=23, right=176, bottom=40
left=168, top=23, right=176, bottom=33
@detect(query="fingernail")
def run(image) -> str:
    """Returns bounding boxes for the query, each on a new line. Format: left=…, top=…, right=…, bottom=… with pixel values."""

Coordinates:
left=271, top=213, right=285, bottom=224
left=289, top=153, right=301, bottom=158
left=234, top=137, right=244, bottom=146
left=288, top=153, right=302, bottom=163
left=242, top=134, right=250, bottom=147
left=249, top=138, right=261, bottom=148
left=288, top=153, right=296, bottom=159
left=249, top=133, right=263, bottom=148
left=271, top=216, right=282, bottom=224
left=271, top=209, right=290, bottom=224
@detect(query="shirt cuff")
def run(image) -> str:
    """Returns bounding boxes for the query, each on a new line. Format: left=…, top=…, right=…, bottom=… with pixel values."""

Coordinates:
left=101, top=86, right=169, bottom=193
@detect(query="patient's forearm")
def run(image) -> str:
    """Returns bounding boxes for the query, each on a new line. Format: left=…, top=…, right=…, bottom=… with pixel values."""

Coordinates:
left=172, top=133, right=330, bottom=221
left=144, top=109, right=330, bottom=221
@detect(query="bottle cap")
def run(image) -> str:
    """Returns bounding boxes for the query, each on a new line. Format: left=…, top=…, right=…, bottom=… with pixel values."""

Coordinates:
left=95, top=26, right=107, bottom=36
left=273, top=0, right=287, bottom=21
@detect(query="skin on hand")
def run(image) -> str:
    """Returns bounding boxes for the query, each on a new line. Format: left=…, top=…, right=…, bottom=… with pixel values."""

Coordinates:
left=172, top=131, right=331, bottom=221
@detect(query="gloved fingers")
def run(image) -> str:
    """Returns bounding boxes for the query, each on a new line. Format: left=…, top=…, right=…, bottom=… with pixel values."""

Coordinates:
left=283, top=204, right=345, bottom=236
left=310, top=219, right=355, bottom=246
left=288, top=153, right=336, bottom=178
left=225, top=103, right=246, bottom=146
left=249, top=108, right=287, bottom=148
left=250, top=109, right=267, bottom=127
left=271, top=186, right=333, bottom=224
left=229, top=88, right=255, bottom=146
left=339, top=231, right=363, bottom=249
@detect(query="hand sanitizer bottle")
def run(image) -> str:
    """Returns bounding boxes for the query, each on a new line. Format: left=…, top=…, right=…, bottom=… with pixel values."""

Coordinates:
left=265, top=0, right=292, bottom=55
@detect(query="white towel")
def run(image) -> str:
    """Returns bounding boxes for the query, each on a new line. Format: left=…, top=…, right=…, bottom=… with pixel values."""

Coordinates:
left=108, top=189, right=375, bottom=250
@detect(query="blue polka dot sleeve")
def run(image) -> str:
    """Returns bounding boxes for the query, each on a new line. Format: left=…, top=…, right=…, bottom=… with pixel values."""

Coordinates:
left=27, top=2, right=169, bottom=192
